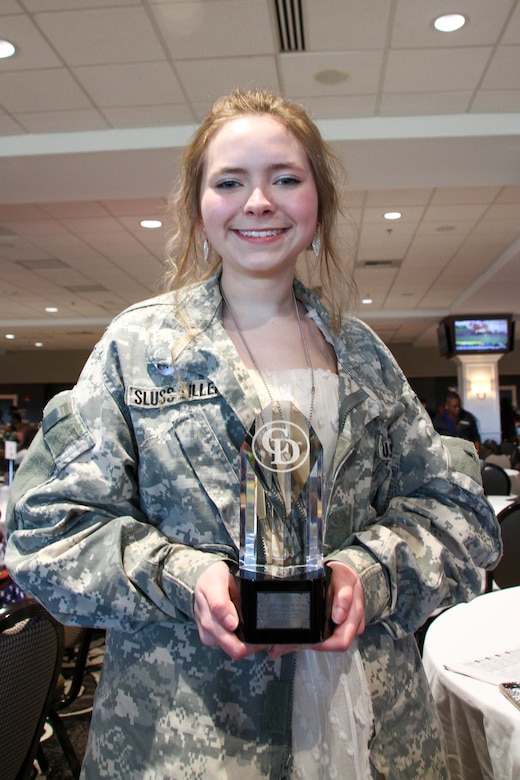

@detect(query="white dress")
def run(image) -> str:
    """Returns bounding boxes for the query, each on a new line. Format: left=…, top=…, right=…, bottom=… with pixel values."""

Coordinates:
left=248, top=367, right=374, bottom=780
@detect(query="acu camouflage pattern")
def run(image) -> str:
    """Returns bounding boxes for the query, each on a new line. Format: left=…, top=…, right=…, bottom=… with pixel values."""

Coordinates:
left=6, top=273, right=501, bottom=779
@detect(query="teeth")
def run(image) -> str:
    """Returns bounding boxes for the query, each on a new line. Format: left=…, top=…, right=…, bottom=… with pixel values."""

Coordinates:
left=238, top=229, right=283, bottom=237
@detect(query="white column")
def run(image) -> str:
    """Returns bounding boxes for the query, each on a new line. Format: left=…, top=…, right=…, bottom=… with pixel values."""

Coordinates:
left=454, top=354, right=502, bottom=442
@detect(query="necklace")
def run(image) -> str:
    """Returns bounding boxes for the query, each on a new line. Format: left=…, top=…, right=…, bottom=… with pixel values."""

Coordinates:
left=221, top=287, right=316, bottom=428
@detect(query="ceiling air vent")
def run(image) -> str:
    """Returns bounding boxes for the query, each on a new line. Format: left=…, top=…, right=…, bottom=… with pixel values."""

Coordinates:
left=18, top=258, right=67, bottom=270
left=64, top=284, right=108, bottom=294
left=357, top=259, right=402, bottom=268
left=274, top=0, right=305, bottom=52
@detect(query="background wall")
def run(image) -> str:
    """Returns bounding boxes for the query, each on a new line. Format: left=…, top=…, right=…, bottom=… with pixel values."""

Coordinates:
left=2, top=344, right=520, bottom=426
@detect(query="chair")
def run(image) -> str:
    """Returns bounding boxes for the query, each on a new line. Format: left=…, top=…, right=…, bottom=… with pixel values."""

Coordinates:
left=0, top=598, right=64, bottom=780
left=481, top=462, right=511, bottom=496
left=486, top=501, right=520, bottom=591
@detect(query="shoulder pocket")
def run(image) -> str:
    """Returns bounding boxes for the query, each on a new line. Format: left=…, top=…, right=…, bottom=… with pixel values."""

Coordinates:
left=441, top=435, right=482, bottom=485
left=42, top=391, right=95, bottom=470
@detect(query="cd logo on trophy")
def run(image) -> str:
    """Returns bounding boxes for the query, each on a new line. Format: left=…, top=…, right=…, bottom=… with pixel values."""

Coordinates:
left=251, top=420, right=310, bottom=473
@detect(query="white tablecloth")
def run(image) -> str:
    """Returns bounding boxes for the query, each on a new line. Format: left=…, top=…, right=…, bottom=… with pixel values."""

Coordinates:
left=487, top=494, right=517, bottom=517
left=504, top=468, right=520, bottom=496
left=423, top=588, right=520, bottom=780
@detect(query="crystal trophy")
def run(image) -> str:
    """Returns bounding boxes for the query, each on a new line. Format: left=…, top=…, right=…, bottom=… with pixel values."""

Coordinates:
left=237, top=401, right=331, bottom=644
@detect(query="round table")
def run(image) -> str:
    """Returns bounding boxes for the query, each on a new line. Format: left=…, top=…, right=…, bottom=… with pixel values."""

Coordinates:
left=505, top=468, right=520, bottom=497
left=423, top=588, right=520, bottom=779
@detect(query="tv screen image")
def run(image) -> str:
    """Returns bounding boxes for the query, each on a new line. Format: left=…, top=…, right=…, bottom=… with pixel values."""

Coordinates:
left=453, top=318, right=509, bottom=353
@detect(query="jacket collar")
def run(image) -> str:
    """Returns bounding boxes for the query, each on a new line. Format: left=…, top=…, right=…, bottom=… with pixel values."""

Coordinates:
left=144, top=273, right=383, bottom=446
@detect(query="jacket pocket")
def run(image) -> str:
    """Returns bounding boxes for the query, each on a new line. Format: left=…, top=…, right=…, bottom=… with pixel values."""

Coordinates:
left=41, top=390, right=95, bottom=471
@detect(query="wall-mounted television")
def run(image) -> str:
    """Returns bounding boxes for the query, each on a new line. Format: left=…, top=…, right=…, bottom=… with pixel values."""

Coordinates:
left=437, top=323, right=452, bottom=357
left=438, top=315, right=515, bottom=358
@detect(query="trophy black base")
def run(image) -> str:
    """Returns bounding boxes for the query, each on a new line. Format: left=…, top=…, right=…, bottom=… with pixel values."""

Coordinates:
left=237, top=571, right=331, bottom=645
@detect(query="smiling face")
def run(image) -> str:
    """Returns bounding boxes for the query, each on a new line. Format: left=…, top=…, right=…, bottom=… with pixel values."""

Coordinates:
left=199, top=115, right=319, bottom=282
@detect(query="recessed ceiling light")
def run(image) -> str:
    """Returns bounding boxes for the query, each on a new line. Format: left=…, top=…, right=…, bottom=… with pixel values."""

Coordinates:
left=5, top=333, right=15, bottom=340
left=0, top=39, right=16, bottom=59
left=314, top=69, right=349, bottom=85
left=140, top=219, right=162, bottom=229
left=433, top=14, right=466, bottom=32
left=34, top=342, right=43, bottom=348
left=362, top=295, right=373, bottom=305
left=383, top=211, right=402, bottom=220
left=45, top=306, right=58, bottom=313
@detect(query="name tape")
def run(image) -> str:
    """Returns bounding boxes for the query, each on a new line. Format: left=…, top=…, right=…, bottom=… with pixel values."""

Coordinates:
left=127, top=381, right=218, bottom=409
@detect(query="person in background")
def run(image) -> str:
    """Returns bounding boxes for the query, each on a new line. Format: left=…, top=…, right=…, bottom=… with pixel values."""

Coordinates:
left=500, top=396, right=517, bottom=443
left=5, top=89, right=500, bottom=780
left=14, top=423, right=38, bottom=466
left=433, top=388, right=481, bottom=456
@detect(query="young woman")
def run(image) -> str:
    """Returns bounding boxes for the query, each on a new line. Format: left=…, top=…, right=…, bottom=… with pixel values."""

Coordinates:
left=6, top=90, right=500, bottom=779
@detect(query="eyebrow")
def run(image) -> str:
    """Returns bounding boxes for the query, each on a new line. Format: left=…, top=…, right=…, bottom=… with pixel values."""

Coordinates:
left=212, top=162, right=305, bottom=176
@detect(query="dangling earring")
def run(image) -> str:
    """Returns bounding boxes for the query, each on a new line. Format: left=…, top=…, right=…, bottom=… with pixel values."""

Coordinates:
left=311, top=230, right=321, bottom=258
left=203, top=237, right=210, bottom=262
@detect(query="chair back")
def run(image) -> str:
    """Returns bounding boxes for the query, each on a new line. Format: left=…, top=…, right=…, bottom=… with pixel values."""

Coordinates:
left=490, top=502, right=520, bottom=590
left=500, top=441, right=516, bottom=457
left=0, top=599, right=64, bottom=780
left=481, top=462, right=511, bottom=496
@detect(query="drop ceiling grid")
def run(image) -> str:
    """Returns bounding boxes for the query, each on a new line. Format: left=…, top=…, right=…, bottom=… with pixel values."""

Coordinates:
left=0, top=0, right=519, bottom=352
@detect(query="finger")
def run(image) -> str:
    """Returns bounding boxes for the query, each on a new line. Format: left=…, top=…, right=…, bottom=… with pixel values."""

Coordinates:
left=268, top=643, right=303, bottom=659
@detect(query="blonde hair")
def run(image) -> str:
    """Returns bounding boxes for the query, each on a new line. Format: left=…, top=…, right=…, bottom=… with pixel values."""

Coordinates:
left=164, top=88, right=356, bottom=329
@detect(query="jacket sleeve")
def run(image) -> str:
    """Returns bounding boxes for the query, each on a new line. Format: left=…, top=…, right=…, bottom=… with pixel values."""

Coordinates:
left=329, top=327, right=502, bottom=638
left=5, top=342, right=229, bottom=632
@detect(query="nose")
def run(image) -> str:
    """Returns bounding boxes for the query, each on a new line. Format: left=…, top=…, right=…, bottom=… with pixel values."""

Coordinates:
left=244, top=186, right=274, bottom=214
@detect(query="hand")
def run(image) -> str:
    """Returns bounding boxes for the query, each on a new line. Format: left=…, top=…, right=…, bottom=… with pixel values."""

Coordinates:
left=194, top=560, right=267, bottom=660
left=268, top=561, right=365, bottom=659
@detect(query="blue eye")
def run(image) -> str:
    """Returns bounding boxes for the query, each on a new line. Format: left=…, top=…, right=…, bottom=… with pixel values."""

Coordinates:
left=216, top=180, right=240, bottom=189
left=276, top=176, right=300, bottom=186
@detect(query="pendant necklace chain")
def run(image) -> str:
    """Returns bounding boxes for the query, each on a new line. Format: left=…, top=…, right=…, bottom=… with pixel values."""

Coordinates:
left=221, top=288, right=316, bottom=428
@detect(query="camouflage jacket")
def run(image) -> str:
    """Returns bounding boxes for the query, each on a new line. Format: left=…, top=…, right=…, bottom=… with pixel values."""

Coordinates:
left=6, top=274, right=501, bottom=779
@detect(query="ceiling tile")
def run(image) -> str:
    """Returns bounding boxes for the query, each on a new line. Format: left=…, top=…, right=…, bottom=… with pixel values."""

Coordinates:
left=392, top=0, right=515, bottom=47
left=471, top=90, right=520, bottom=112
left=149, top=1, right=275, bottom=59
left=34, top=6, right=165, bottom=66
left=380, top=91, right=473, bottom=116
left=481, top=46, right=520, bottom=90
left=16, top=109, right=109, bottom=133
left=72, top=62, right=185, bottom=107
left=22, top=0, right=141, bottom=9
left=502, top=2, right=520, bottom=44
left=102, top=104, right=195, bottom=128
left=0, top=69, right=92, bottom=112
left=302, top=95, right=377, bottom=119
left=0, top=2, right=25, bottom=13
left=281, top=51, right=384, bottom=97
left=175, top=56, right=280, bottom=102
left=384, top=47, right=493, bottom=93
left=305, top=0, right=391, bottom=50
left=430, top=187, right=501, bottom=205
left=0, top=13, right=63, bottom=69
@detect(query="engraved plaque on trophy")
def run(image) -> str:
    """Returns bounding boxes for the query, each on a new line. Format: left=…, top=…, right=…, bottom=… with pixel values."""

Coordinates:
left=237, top=401, right=331, bottom=644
